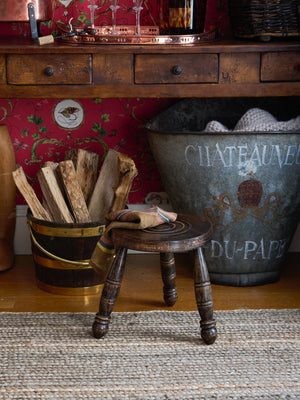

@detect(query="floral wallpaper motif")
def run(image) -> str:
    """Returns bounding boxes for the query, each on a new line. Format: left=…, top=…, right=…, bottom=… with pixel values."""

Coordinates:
left=1, top=98, right=175, bottom=205
left=0, top=0, right=230, bottom=206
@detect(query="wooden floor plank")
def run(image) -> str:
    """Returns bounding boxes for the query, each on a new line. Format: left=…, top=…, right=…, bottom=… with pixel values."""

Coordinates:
left=0, top=253, right=299, bottom=312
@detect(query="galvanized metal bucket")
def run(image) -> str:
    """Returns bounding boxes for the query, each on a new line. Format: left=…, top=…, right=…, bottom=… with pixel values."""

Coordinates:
left=146, top=98, right=300, bottom=286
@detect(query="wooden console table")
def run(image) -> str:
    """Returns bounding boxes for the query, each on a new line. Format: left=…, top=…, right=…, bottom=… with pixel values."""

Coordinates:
left=0, top=37, right=299, bottom=99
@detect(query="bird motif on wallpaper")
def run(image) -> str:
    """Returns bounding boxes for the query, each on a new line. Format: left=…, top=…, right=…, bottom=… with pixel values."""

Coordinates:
left=53, top=100, right=85, bottom=130
left=59, top=106, right=80, bottom=119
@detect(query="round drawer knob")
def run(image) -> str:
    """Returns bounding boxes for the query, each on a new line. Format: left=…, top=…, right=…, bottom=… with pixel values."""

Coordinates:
left=171, top=65, right=182, bottom=76
left=44, top=66, right=54, bottom=77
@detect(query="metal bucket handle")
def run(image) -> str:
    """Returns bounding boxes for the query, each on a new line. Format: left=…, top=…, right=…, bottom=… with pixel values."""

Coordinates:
left=28, top=225, right=90, bottom=266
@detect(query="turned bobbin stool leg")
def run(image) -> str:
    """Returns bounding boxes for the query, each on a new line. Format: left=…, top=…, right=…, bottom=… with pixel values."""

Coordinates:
left=93, top=247, right=127, bottom=338
left=194, top=247, right=217, bottom=344
left=160, top=252, right=178, bottom=306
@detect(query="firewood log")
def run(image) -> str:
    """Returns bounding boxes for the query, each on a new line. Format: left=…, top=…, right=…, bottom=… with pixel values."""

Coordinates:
left=12, top=167, right=52, bottom=222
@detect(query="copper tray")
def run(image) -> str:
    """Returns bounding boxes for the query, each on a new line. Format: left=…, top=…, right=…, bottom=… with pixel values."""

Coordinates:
left=59, top=26, right=216, bottom=45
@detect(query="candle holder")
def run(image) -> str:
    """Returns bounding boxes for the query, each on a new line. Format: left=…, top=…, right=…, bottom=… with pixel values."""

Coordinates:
left=109, top=0, right=120, bottom=34
left=132, top=0, right=144, bottom=36
left=88, top=0, right=97, bottom=28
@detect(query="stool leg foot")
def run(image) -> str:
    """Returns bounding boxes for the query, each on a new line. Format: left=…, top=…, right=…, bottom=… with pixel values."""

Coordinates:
left=93, top=247, right=127, bottom=339
left=194, top=248, right=217, bottom=345
left=93, top=314, right=111, bottom=339
left=160, top=252, right=178, bottom=306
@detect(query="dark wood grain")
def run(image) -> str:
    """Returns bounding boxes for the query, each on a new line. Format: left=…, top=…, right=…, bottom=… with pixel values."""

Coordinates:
left=219, top=53, right=260, bottom=84
left=93, top=247, right=127, bottom=338
left=135, top=54, right=218, bottom=84
left=194, top=248, right=217, bottom=344
left=160, top=252, right=178, bottom=306
left=261, top=52, right=300, bottom=82
left=0, top=38, right=299, bottom=98
left=111, top=214, right=213, bottom=253
left=7, top=54, right=91, bottom=85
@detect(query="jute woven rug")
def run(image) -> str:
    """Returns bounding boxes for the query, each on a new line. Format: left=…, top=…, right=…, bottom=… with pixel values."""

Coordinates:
left=0, top=309, right=299, bottom=400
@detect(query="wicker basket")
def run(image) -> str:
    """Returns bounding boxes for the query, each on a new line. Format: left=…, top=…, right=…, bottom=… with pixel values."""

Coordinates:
left=228, top=0, right=300, bottom=40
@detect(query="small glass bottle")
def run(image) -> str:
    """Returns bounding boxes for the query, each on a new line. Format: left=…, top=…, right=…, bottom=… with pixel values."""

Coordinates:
left=159, top=0, right=207, bottom=35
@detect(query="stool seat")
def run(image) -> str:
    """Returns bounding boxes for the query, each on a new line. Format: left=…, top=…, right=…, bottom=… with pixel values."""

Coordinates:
left=112, top=214, right=212, bottom=253
left=93, top=214, right=217, bottom=345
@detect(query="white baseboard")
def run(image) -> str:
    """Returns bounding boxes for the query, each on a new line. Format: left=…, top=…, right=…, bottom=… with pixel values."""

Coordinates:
left=14, top=205, right=32, bottom=255
left=14, top=205, right=300, bottom=255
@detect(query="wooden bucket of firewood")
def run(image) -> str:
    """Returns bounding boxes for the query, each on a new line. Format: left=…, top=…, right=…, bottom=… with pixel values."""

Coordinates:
left=13, top=147, right=138, bottom=295
left=27, top=211, right=105, bottom=295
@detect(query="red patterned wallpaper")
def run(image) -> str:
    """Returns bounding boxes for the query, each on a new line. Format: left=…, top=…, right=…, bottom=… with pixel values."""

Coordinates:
left=0, top=0, right=230, bottom=206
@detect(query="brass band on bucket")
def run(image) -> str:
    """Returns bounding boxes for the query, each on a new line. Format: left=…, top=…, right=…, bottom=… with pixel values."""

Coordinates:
left=33, top=254, right=92, bottom=270
left=29, top=220, right=104, bottom=238
left=36, top=280, right=103, bottom=296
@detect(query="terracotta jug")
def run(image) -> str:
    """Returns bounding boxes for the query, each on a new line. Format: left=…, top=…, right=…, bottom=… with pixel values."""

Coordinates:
left=0, top=125, right=16, bottom=271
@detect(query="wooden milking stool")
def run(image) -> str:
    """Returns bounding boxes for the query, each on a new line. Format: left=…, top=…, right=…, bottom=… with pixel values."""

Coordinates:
left=93, top=214, right=217, bottom=344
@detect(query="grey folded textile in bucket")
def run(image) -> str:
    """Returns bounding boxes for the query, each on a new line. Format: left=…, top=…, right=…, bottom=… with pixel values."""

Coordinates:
left=204, top=108, right=300, bottom=133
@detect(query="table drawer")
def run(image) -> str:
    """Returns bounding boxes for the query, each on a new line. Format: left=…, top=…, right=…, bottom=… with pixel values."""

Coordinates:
left=7, top=54, right=91, bottom=85
left=135, top=54, right=218, bottom=84
left=261, top=52, right=300, bottom=82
